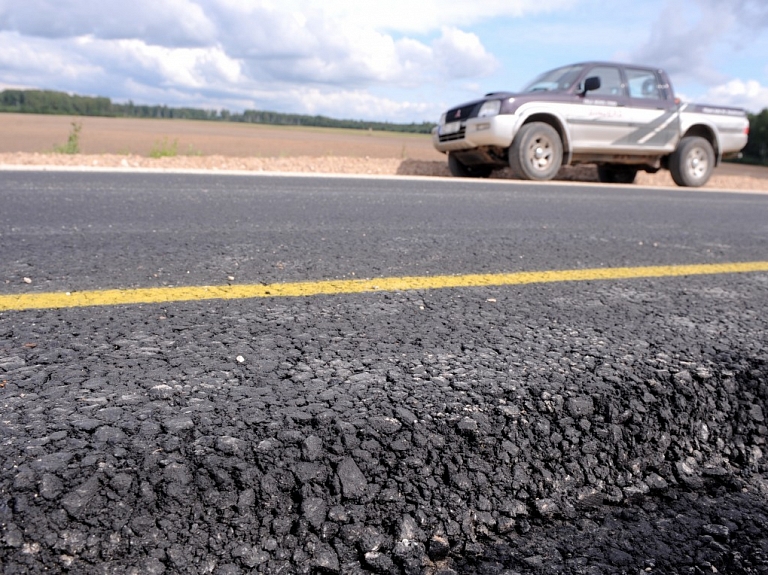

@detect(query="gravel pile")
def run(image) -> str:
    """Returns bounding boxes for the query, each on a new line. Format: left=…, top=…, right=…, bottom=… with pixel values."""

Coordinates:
left=2, top=280, right=767, bottom=574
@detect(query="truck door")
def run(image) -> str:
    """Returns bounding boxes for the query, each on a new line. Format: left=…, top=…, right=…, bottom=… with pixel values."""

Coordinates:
left=612, top=67, right=679, bottom=153
left=566, top=65, right=632, bottom=152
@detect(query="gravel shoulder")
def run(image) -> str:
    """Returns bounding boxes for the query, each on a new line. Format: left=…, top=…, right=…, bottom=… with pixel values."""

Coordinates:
left=2, top=152, right=767, bottom=193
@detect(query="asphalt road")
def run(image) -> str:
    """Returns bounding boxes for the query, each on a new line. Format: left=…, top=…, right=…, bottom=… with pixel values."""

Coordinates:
left=1, top=171, right=768, bottom=574
left=3, top=172, right=768, bottom=293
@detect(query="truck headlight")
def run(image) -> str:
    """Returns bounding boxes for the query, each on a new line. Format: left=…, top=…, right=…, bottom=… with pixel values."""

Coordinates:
left=478, top=100, right=501, bottom=118
left=439, top=113, right=446, bottom=125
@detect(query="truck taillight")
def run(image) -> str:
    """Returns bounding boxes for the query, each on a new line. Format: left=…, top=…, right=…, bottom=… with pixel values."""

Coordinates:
left=744, top=126, right=750, bottom=135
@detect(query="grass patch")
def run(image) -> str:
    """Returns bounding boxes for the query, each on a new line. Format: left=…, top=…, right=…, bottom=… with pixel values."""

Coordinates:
left=149, top=137, right=203, bottom=158
left=149, top=137, right=178, bottom=158
left=53, top=121, right=82, bottom=154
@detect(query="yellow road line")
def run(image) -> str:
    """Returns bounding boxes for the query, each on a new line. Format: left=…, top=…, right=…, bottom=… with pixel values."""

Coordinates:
left=1, top=261, right=768, bottom=312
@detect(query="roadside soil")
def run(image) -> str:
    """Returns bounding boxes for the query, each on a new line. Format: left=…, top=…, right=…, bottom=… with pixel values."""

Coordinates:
left=1, top=113, right=767, bottom=191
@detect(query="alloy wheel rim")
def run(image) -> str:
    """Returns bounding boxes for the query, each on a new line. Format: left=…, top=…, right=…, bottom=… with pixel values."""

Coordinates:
left=687, top=147, right=709, bottom=179
left=527, top=136, right=553, bottom=171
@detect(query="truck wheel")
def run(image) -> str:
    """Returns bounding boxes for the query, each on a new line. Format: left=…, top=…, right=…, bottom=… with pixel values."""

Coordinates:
left=448, top=153, right=492, bottom=178
left=597, top=164, right=637, bottom=184
left=509, top=122, right=563, bottom=181
left=669, top=136, right=714, bottom=187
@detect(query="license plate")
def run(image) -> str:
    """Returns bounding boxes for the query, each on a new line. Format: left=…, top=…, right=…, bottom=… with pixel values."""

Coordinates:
left=440, top=121, right=461, bottom=136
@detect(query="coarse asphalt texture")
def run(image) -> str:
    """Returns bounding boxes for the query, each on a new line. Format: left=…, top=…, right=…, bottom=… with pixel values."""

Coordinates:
left=1, top=171, right=768, bottom=574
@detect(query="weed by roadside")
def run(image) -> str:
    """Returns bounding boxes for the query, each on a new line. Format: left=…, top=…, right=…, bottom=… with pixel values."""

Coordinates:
left=53, top=121, right=82, bottom=154
left=149, top=137, right=202, bottom=158
left=149, top=137, right=178, bottom=158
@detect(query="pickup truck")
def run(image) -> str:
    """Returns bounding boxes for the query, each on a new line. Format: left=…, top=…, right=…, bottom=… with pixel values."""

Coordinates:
left=432, top=61, right=750, bottom=186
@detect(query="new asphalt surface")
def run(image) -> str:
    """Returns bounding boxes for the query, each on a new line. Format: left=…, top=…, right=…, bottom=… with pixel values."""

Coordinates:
left=1, top=171, right=767, bottom=574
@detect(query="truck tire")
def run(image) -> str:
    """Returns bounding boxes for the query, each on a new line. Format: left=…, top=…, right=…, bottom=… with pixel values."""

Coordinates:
left=509, top=122, right=563, bottom=181
left=597, top=164, right=638, bottom=184
left=448, top=153, right=492, bottom=178
left=669, top=136, right=714, bottom=187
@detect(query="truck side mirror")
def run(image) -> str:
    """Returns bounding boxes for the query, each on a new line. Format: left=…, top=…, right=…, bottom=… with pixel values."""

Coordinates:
left=581, top=76, right=601, bottom=94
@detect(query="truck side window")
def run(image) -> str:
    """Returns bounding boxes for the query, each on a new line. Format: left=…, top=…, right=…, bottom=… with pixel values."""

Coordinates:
left=587, top=66, right=624, bottom=97
left=626, top=68, right=662, bottom=100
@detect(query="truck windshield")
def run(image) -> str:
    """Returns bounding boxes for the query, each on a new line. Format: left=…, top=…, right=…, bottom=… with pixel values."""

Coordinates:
left=522, top=65, right=585, bottom=93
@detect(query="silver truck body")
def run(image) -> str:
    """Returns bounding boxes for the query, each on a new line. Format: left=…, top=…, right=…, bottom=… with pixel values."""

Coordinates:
left=433, top=62, right=749, bottom=186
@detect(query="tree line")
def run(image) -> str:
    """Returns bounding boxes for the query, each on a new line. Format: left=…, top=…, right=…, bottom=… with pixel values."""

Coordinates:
left=0, top=89, right=435, bottom=134
left=741, top=109, right=768, bottom=166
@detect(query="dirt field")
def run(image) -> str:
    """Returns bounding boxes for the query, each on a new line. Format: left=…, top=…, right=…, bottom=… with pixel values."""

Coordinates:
left=1, top=113, right=767, bottom=191
left=0, top=113, right=443, bottom=159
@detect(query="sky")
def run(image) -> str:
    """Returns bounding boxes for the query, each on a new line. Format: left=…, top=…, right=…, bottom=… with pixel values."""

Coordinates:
left=0, top=0, right=766, bottom=123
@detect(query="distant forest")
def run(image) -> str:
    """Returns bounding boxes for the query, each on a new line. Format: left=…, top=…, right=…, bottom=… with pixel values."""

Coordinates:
left=1, top=88, right=766, bottom=165
left=0, top=89, right=436, bottom=134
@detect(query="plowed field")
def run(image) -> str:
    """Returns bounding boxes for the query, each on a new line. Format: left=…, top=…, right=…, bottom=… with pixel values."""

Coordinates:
left=1, top=113, right=767, bottom=191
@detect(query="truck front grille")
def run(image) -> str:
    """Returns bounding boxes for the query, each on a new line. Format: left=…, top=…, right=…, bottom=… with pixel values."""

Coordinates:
left=445, top=104, right=477, bottom=122
left=439, top=127, right=466, bottom=142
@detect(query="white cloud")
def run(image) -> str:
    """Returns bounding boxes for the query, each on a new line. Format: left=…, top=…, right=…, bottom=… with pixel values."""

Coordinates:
left=0, top=0, right=568, bottom=52
left=0, top=32, right=103, bottom=85
left=702, top=79, right=768, bottom=113
left=103, top=40, right=244, bottom=89
left=0, top=0, right=515, bottom=120
left=433, top=28, right=499, bottom=79
left=631, top=1, right=728, bottom=85
left=710, top=0, right=768, bottom=35
left=13, top=0, right=761, bottom=123
left=288, top=88, right=439, bottom=122
left=199, top=5, right=500, bottom=87
left=0, top=0, right=217, bottom=47
left=241, top=25, right=498, bottom=88
left=0, top=82, right=31, bottom=90
left=632, top=0, right=768, bottom=86
left=226, top=0, right=575, bottom=35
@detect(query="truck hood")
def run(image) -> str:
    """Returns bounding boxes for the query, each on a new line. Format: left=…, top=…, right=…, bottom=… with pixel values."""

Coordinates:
left=443, top=91, right=576, bottom=121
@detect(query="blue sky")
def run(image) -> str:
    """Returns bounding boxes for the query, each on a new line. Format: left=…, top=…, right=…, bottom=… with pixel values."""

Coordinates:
left=0, top=0, right=766, bottom=123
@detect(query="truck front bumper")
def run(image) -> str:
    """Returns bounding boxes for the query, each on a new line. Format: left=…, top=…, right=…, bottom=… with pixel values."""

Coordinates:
left=432, top=115, right=518, bottom=154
